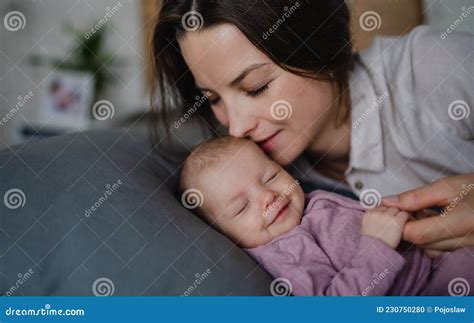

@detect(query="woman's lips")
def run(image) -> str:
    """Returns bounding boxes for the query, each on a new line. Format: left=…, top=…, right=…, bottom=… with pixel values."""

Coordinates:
left=257, top=131, right=280, bottom=153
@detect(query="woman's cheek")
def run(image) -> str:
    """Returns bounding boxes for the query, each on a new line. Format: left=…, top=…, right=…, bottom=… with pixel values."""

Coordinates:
left=211, top=106, right=228, bottom=126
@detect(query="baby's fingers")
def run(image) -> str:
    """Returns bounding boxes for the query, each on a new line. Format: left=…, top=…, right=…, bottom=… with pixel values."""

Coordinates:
left=397, top=210, right=410, bottom=221
left=394, top=210, right=410, bottom=227
left=424, top=249, right=443, bottom=259
left=383, top=207, right=401, bottom=217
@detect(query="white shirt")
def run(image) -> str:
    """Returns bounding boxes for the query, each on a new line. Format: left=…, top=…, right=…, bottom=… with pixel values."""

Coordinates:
left=292, top=26, right=473, bottom=198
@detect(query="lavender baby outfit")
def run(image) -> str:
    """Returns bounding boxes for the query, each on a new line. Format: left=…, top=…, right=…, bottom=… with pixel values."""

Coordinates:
left=245, top=190, right=474, bottom=296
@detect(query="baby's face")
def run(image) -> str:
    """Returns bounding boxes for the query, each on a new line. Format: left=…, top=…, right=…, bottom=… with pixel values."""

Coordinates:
left=198, top=143, right=305, bottom=248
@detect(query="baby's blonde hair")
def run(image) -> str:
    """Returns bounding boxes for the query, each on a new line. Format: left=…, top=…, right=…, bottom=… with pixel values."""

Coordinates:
left=179, top=136, right=253, bottom=219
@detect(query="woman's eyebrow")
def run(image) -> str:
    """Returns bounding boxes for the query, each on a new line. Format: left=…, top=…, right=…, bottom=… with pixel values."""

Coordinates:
left=196, top=63, right=268, bottom=92
left=229, top=63, right=268, bottom=87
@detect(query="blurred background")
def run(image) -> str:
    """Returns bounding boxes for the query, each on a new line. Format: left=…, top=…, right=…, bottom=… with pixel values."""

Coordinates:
left=0, top=0, right=473, bottom=150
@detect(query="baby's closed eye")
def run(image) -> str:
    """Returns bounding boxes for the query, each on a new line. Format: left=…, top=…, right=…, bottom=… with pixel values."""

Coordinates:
left=264, top=169, right=280, bottom=184
left=235, top=201, right=249, bottom=216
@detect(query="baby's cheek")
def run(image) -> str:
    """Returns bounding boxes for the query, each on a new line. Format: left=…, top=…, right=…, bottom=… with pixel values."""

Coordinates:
left=239, top=220, right=263, bottom=242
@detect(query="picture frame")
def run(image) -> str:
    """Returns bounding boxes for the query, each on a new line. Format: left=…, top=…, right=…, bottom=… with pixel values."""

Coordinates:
left=37, top=70, right=94, bottom=130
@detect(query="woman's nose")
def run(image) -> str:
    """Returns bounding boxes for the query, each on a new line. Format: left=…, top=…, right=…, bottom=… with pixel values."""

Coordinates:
left=226, top=103, right=257, bottom=138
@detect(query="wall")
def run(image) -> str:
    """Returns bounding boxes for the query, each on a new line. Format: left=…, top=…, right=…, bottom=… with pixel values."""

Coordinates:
left=424, top=0, right=474, bottom=33
left=0, top=0, right=148, bottom=149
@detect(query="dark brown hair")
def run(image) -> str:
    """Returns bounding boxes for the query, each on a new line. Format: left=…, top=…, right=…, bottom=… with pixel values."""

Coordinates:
left=150, top=0, right=353, bottom=144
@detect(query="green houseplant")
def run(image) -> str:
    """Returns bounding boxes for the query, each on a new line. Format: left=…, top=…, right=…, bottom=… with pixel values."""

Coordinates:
left=30, top=23, right=126, bottom=118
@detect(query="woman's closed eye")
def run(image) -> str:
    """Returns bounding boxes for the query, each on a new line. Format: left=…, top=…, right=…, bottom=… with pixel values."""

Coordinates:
left=204, top=81, right=272, bottom=106
left=206, top=94, right=220, bottom=105
left=209, top=98, right=220, bottom=105
left=246, top=82, right=270, bottom=98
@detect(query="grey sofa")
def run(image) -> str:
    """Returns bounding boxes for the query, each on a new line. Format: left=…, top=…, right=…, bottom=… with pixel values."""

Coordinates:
left=0, top=126, right=272, bottom=295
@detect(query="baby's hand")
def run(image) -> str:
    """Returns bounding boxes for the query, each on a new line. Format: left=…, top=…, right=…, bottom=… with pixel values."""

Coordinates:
left=361, top=207, right=410, bottom=249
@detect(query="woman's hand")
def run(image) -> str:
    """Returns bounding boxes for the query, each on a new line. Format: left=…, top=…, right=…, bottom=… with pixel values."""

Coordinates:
left=381, top=173, right=474, bottom=256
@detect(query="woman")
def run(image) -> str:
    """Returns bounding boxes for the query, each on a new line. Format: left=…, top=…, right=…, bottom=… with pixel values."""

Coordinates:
left=151, top=0, right=474, bottom=256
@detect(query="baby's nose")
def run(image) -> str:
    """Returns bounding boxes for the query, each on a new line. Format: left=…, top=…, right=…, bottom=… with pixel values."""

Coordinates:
left=262, top=190, right=278, bottom=209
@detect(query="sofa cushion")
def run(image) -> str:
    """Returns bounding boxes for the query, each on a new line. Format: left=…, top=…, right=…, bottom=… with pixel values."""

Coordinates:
left=0, top=128, right=272, bottom=295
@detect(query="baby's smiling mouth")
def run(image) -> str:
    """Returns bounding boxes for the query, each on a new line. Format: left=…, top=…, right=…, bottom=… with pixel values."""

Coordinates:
left=269, top=200, right=290, bottom=225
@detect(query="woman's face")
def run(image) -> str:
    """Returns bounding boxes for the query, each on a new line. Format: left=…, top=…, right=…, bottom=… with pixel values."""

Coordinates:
left=178, top=24, right=339, bottom=165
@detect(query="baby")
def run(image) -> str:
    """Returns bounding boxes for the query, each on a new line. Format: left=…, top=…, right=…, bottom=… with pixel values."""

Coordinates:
left=179, top=136, right=473, bottom=296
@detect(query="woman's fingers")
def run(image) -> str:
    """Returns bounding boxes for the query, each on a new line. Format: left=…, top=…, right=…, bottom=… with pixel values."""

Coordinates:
left=420, top=233, right=474, bottom=251
left=403, top=216, right=454, bottom=245
left=383, top=173, right=474, bottom=250
left=403, top=211, right=473, bottom=245
left=402, top=217, right=443, bottom=244
left=381, top=179, right=453, bottom=211
left=412, top=209, right=437, bottom=220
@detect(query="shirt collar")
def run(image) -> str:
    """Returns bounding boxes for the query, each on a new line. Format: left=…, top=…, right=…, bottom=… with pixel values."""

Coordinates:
left=346, top=59, right=386, bottom=174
